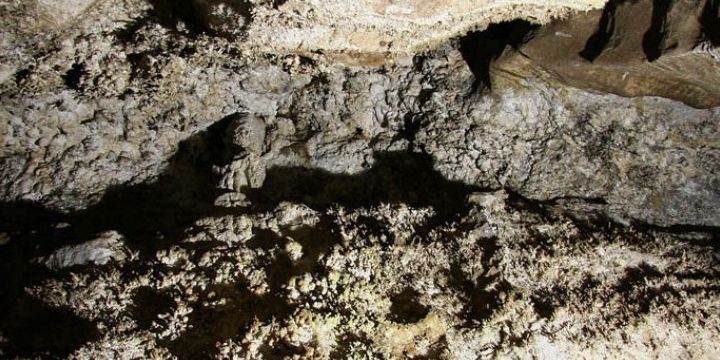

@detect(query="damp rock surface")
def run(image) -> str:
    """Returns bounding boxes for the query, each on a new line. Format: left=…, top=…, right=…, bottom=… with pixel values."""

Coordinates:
left=1, top=0, right=719, bottom=358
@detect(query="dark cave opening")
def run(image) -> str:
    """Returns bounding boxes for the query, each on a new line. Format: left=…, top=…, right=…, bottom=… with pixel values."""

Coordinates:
left=459, top=20, right=539, bottom=92
left=148, top=0, right=254, bottom=39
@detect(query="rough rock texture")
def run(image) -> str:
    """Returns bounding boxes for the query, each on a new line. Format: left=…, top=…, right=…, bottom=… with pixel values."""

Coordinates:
left=3, top=184, right=719, bottom=359
left=513, top=0, right=720, bottom=108
left=2, top=0, right=719, bottom=225
left=244, top=0, right=608, bottom=58
left=36, top=230, right=134, bottom=270
left=1, top=0, right=719, bottom=358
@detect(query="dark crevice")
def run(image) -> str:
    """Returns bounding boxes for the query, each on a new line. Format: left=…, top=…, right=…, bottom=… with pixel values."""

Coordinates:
left=131, top=287, right=176, bottom=329
left=147, top=0, right=205, bottom=37
left=127, top=51, right=160, bottom=80
left=544, top=196, right=617, bottom=232
left=531, top=275, right=599, bottom=321
left=353, top=214, right=396, bottom=246
left=399, top=112, right=424, bottom=152
left=113, top=17, right=151, bottom=44
left=580, top=0, right=638, bottom=61
left=467, top=278, right=511, bottom=323
left=701, top=0, right=720, bottom=45
left=579, top=0, right=617, bottom=61
left=14, top=69, right=31, bottom=85
left=272, top=0, right=288, bottom=9
left=63, top=63, right=85, bottom=90
left=546, top=196, right=608, bottom=206
left=459, top=20, right=539, bottom=92
left=545, top=195, right=611, bottom=228
left=642, top=0, right=672, bottom=61
left=605, top=262, right=720, bottom=320
left=246, top=227, right=282, bottom=251
left=630, top=222, right=720, bottom=248
left=504, top=190, right=720, bottom=242
left=612, top=262, right=666, bottom=315
left=505, top=190, right=548, bottom=216
left=148, top=0, right=254, bottom=39
left=631, top=222, right=720, bottom=237
left=531, top=291, right=560, bottom=319
left=388, top=288, right=430, bottom=324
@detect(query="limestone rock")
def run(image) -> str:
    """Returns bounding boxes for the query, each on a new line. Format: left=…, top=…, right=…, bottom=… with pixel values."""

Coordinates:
left=0, top=0, right=719, bottom=358
left=36, top=0, right=99, bottom=27
left=507, top=0, right=720, bottom=108
left=37, top=230, right=133, bottom=270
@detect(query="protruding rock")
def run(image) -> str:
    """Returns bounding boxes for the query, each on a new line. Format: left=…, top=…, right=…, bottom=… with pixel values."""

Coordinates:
left=494, top=0, right=720, bottom=108
left=37, top=230, right=133, bottom=270
left=226, top=113, right=266, bottom=154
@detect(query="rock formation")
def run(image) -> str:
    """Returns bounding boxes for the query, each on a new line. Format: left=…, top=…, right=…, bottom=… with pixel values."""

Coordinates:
left=0, top=0, right=718, bottom=358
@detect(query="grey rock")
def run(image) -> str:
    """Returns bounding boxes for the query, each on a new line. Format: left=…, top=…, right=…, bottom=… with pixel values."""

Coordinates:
left=37, top=230, right=132, bottom=270
left=1, top=0, right=720, bottom=358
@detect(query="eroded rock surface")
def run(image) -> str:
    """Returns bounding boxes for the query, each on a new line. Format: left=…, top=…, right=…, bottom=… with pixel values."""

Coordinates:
left=511, top=0, right=720, bottom=108
left=3, top=180, right=718, bottom=358
left=1, top=0, right=719, bottom=358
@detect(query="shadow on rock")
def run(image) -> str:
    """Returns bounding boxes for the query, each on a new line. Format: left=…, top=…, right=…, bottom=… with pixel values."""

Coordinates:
left=0, top=203, right=100, bottom=358
left=148, top=0, right=254, bottom=39
left=0, top=115, right=240, bottom=356
left=0, top=119, right=486, bottom=356
left=245, top=150, right=482, bottom=223
left=579, top=0, right=635, bottom=61
left=64, top=114, right=237, bottom=259
left=0, top=294, right=100, bottom=359
left=166, top=279, right=296, bottom=360
left=458, top=20, right=539, bottom=92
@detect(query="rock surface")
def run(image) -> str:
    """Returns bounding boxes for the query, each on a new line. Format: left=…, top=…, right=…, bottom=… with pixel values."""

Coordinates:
left=244, top=0, right=607, bottom=58
left=0, top=0, right=719, bottom=358
left=36, top=230, right=133, bottom=270
left=512, top=0, right=720, bottom=108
